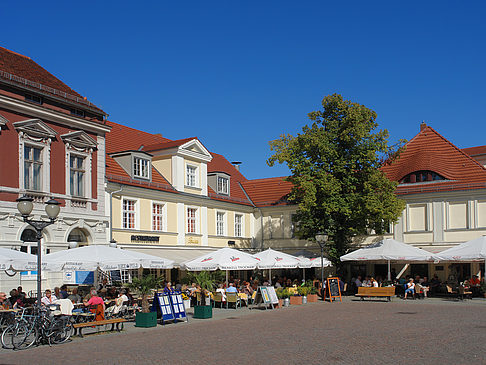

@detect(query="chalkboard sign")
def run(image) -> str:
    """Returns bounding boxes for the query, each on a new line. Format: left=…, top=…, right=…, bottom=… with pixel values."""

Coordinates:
left=326, top=277, right=342, bottom=303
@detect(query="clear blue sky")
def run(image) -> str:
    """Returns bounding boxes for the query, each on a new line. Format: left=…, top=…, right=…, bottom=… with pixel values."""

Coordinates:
left=2, top=1, right=485, bottom=179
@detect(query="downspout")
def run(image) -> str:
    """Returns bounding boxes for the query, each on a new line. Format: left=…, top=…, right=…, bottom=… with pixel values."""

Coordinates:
left=238, top=182, right=264, bottom=252
left=108, top=184, right=123, bottom=242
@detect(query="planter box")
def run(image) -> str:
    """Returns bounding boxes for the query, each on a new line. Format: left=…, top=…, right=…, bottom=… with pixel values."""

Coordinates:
left=193, top=305, right=212, bottom=319
left=135, top=311, right=157, bottom=328
left=289, top=296, right=303, bottom=305
left=307, top=294, right=318, bottom=303
left=277, top=299, right=283, bottom=308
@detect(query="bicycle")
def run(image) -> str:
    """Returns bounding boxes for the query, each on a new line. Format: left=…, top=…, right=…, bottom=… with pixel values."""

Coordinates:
left=10, top=305, right=73, bottom=350
left=1, top=307, right=31, bottom=349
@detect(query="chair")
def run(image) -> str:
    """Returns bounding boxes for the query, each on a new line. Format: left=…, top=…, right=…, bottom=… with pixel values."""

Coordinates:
left=89, top=304, right=105, bottom=321
left=458, top=286, right=472, bottom=300
left=226, top=292, right=240, bottom=309
left=212, top=292, right=224, bottom=308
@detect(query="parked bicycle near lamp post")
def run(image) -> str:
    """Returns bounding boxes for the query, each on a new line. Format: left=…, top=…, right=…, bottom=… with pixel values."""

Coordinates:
left=2, top=305, right=72, bottom=350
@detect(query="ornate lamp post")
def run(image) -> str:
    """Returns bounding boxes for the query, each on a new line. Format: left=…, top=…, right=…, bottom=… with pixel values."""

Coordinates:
left=16, top=196, right=60, bottom=308
left=315, top=232, right=328, bottom=301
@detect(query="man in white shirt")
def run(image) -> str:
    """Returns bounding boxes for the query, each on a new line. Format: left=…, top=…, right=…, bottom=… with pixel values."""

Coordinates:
left=41, top=289, right=58, bottom=306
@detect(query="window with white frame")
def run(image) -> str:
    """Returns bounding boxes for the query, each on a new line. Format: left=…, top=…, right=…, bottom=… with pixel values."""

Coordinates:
left=122, top=199, right=136, bottom=229
left=187, top=207, right=197, bottom=233
left=186, top=165, right=197, bottom=187
left=217, top=212, right=225, bottom=236
left=152, top=203, right=164, bottom=231
left=235, top=214, right=243, bottom=237
left=217, top=176, right=229, bottom=195
left=24, top=145, right=43, bottom=191
left=133, top=157, right=150, bottom=179
left=70, top=155, right=85, bottom=197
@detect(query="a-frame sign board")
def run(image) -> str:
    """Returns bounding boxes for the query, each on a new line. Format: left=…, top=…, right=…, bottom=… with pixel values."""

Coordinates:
left=252, top=286, right=275, bottom=309
left=169, top=293, right=188, bottom=322
left=326, top=277, right=342, bottom=303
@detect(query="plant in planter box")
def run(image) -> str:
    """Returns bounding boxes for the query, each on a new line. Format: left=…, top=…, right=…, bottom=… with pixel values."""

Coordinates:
left=127, top=274, right=163, bottom=327
left=297, top=286, right=311, bottom=304
left=187, top=271, right=216, bottom=318
left=307, top=285, right=319, bottom=302
left=289, top=289, right=303, bottom=305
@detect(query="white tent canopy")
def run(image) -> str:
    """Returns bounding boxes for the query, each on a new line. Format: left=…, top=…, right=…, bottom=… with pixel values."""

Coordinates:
left=340, top=238, right=435, bottom=262
left=255, top=248, right=311, bottom=269
left=435, top=235, right=486, bottom=261
left=43, top=245, right=174, bottom=271
left=0, top=247, right=61, bottom=271
left=181, top=247, right=260, bottom=271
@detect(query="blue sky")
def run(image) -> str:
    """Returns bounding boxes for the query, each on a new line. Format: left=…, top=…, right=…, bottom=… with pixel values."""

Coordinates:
left=2, top=1, right=485, bottom=179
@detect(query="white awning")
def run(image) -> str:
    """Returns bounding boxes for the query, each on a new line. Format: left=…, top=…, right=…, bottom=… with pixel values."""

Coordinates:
left=119, top=246, right=218, bottom=267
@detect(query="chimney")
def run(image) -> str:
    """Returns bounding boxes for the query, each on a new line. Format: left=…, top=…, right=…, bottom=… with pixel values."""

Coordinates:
left=231, top=161, right=242, bottom=171
left=420, top=121, right=427, bottom=131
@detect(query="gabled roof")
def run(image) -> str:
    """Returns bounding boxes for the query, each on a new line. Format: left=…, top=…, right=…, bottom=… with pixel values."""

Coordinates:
left=382, top=124, right=486, bottom=194
left=142, top=137, right=198, bottom=152
left=0, top=46, right=105, bottom=114
left=240, top=177, right=293, bottom=207
left=462, top=145, right=486, bottom=156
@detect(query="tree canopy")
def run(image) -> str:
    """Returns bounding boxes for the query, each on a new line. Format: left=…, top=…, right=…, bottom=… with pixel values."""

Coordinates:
left=267, top=94, right=405, bottom=264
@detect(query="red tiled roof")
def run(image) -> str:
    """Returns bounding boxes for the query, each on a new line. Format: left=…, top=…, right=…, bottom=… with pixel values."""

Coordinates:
left=241, top=177, right=293, bottom=207
left=382, top=125, right=486, bottom=194
left=207, top=153, right=251, bottom=205
left=0, top=46, right=104, bottom=114
left=142, top=137, right=198, bottom=152
left=462, top=145, right=486, bottom=156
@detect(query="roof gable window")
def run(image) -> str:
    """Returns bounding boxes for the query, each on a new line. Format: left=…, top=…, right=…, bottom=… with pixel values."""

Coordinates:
left=217, top=176, right=229, bottom=195
left=208, top=172, right=231, bottom=196
left=134, top=156, right=150, bottom=179
left=110, top=150, right=152, bottom=181
left=400, top=170, right=445, bottom=184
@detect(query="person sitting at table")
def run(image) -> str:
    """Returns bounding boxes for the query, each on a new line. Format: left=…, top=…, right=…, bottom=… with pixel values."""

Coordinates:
left=59, top=285, right=69, bottom=299
left=54, top=287, right=62, bottom=301
left=41, top=289, right=58, bottom=306
left=429, top=274, right=441, bottom=296
left=83, top=289, right=105, bottom=321
left=225, top=283, right=238, bottom=293
left=469, top=275, right=481, bottom=297
left=370, top=277, right=379, bottom=288
left=17, top=286, right=26, bottom=299
left=0, top=292, right=12, bottom=309
left=163, top=282, right=175, bottom=295
left=404, top=278, right=415, bottom=299
left=68, top=287, right=82, bottom=304
left=241, top=281, right=253, bottom=296
left=215, top=283, right=226, bottom=302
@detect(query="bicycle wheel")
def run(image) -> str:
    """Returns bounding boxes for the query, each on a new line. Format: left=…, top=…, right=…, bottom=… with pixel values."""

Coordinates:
left=1, top=324, right=16, bottom=349
left=48, top=317, right=72, bottom=345
left=11, top=322, right=37, bottom=350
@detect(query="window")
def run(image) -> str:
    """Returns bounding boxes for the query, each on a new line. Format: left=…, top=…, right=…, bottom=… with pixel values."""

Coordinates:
left=235, top=214, right=243, bottom=237
left=70, top=108, right=85, bottom=117
left=70, top=155, right=85, bottom=197
left=186, top=165, right=197, bottom=187
left=400, top=170, right=445, bottom=184
left=24, top=145, right=42, bottom=191
left=152, top=203, right=164, bottom=231
left=217, top=212, right=225, bottom=236
left=187, top=208, right=197, bottom=233
left=217, top=176, right=229, bottom=194
left=25, top=94, right=42, bottom=104
left=133, top=157, right=149, bottom=179
left=122, top=199, right=136, bottom=229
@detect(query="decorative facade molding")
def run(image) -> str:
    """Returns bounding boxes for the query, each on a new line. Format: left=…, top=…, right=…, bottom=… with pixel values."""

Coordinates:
left=61, top=130, right=97, bottom=152
left=13, top=118, right=57, bottom=141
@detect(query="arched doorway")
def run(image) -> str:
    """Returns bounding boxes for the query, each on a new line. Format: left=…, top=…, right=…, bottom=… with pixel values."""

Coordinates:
left=67, top=228, right=90, bottom=248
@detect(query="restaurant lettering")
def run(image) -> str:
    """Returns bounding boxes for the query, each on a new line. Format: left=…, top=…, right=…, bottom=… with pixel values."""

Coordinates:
left=131, top=235, right=160, bottom=243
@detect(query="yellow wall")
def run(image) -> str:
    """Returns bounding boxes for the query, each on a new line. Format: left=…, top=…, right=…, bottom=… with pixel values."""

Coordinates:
left=152, top=156, right=172, bottom=184
left=403, top=232, right=433, bottom=243
left=112, top=230, right=178, bottom=245
left=448, top=202, right=467, bottom=229
left=167, top=202, right=177, bottom=232
left=478, top=201, right=486, bottom=227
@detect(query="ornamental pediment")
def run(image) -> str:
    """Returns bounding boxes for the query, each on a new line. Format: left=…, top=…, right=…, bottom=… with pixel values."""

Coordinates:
left=61, top=130, right=97, bottom=150
left=13, top=118, right=57, bottom=139
left=179, top=139, right=212, bottom=162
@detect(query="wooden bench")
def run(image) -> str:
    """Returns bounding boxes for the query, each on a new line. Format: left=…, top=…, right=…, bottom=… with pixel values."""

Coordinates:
left=73, top=318, right=126, bottom=337
left=355, top=287, right=395, bottom=302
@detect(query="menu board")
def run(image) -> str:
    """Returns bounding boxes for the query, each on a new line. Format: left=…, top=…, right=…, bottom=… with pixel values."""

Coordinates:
left=169, top=293, right=187, bottom=321
left=326, top=277, right=342, bottom=303
left=266, top=286, right=279, bottom=305
left=154, top=293, right=174, bottom=322
left=252, top=286, right=275, bottom=309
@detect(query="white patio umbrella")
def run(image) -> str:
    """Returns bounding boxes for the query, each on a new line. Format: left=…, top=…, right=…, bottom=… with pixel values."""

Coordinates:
left=435, top=235, right=486, bottom=261
left=43, top=245, right=174, bottom=271
left=181, top=247, right=260, bottom=286
left=0, top=247, right=62, bottom=271
left=340, top=238, right=435, bottom=280
left=255, top=248, right=312, bottom=284
left=306, top=256, right=333, bottom=268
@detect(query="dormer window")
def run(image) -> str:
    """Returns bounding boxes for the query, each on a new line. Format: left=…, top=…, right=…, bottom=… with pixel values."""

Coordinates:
left=134, top=157, right=150, bottom=179
left=217, top=176, right=229, bottom=195
left=400, top=170, right=445, bottom=184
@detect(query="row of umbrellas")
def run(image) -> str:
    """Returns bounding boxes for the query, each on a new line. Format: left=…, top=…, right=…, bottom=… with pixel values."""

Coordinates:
left=2, top=235, right=485, bottom=274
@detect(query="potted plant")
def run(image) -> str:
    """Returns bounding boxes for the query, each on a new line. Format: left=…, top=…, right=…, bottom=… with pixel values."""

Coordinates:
left=127, top=274, right=162, bottom=328
left=307, top=285, right=318, bottom=302
left=289, top=289, right=303, bottom=305
left=281, top=289, right=290, bottom=307
left=189, top=271, right=216, bottom=319
left=298, top=286, right=310, bottom=304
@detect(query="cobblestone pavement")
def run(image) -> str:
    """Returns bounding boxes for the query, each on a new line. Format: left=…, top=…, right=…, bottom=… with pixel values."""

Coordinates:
left=1, top=297, right=485, bottom=365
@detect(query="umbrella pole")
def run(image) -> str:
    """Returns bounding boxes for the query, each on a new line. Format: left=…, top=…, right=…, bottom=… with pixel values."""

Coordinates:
left=269, top=268, right=271, bottom=285
left=226, top=270, right=228, bottom=287
left=387, top=260, right=391, bottom=281
left=303, top=268, right=306, bottom=282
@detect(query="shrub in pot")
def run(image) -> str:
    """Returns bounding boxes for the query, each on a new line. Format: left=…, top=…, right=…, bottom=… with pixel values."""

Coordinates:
left=307, top=286, right=318, bottom=302
left=127, top=274, right=162, bottom=328
left=187, top=271, right=216, bottom=319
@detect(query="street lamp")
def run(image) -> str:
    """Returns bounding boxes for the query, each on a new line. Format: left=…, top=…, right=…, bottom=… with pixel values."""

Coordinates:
left=315, top=232, right=328, bottom=301
left=16, top=196, right=60, bottom=308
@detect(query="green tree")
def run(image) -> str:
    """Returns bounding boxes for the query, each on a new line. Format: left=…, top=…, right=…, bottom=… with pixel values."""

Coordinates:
left=268, top=94, right=405, bottom=265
